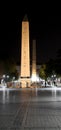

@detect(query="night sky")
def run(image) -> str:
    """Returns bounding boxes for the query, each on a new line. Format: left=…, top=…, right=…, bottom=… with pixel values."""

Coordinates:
left=0, top=2, right=61, bottom=64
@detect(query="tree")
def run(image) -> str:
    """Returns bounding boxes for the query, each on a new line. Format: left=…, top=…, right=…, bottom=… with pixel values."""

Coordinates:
left=39, top=64, right=47, bottom=87
left=4, top=58, right=19, bottom=81
left=0, top=60, right=5, bottom=78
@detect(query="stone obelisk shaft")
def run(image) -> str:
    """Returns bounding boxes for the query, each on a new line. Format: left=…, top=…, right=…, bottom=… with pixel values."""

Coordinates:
left=20, top=16, right=30, bottom=87
left=32, top=40, right=36, bottom=82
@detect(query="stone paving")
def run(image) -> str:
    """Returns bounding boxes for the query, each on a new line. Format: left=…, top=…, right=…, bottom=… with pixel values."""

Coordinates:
left=0, top=88, right=61, bottom=129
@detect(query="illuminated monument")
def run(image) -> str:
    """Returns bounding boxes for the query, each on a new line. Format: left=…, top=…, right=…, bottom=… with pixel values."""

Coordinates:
left=20, top=15, right=30, bottom=87
left=32, top=40, right=36, bottom=82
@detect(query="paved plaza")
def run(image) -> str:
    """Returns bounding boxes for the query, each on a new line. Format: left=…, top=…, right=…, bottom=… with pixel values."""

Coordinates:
left=0, top=87, right=61, bottom=129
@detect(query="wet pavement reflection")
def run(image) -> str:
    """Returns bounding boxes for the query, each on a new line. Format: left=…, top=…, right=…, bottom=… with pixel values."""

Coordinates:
left=1, top=88, right=61, bottom=103
left=0, top=88, right=61, bottom=106
left=0, top=88, right=61, bottom=129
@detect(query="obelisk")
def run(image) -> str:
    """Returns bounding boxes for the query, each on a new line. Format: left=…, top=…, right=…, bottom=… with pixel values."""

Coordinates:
left=32, top=40, right=36, bottom=82
left=20, top=15, right=30, bottom=87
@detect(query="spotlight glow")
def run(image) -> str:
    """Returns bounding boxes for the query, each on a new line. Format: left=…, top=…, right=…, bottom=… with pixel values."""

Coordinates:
left=31, top=74, right=36, bottom=82
left=31, top=74, right=39, bottom=82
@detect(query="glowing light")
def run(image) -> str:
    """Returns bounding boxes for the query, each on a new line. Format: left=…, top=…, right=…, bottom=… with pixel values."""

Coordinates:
left=31, top=74, right=39, bottom=82
left=7, top=75, right=9, bottom=78
left=3, top=75, right=6, bottom=78
left=31, top=74, right=36, bottom=82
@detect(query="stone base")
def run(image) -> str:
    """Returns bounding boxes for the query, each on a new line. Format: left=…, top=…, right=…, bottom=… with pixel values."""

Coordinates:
left=20, top=78, right=31, bottom=88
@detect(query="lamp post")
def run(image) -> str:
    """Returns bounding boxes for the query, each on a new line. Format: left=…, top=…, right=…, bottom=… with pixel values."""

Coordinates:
left=51, top=74, right=56, bottom=86
left=2, top=74, right=9, bottom=85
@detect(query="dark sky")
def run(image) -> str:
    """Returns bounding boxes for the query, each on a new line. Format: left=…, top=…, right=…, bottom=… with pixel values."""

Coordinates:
left=0, top=2, right=61, bottom=64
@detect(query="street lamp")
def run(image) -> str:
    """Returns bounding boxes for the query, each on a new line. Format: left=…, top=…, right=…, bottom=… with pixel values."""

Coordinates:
left=51, top=74, right=56, bottom=86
